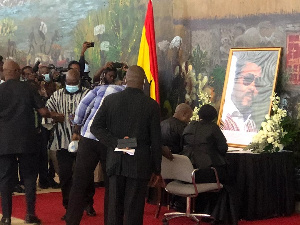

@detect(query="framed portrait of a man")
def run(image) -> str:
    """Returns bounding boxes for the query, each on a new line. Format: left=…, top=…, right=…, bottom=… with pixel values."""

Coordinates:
left=217, top=48, right=282, bottom=147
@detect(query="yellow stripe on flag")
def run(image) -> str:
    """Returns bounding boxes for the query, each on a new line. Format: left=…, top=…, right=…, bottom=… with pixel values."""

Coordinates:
left=137, top=0, right=160, bottom=103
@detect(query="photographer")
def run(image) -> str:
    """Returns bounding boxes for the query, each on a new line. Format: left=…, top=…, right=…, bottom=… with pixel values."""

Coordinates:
left=49, top=65, right=66, bottom=87
left=79, top=42, right=93, bottom=88
left=93, top=62, right=128, bottom=87
left=38, top=65, right=57, bottom=99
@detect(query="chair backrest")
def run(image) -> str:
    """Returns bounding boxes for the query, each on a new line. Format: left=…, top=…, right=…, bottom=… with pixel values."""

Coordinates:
left=161, top=154, right=194, bottom=183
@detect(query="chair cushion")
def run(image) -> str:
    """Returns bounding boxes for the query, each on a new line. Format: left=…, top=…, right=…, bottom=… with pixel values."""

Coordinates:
left=165, top=180, right=223, bottom=196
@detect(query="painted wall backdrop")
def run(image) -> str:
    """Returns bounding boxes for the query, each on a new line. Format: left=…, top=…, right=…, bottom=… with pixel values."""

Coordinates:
left=1, top=0, right=300, bottom=118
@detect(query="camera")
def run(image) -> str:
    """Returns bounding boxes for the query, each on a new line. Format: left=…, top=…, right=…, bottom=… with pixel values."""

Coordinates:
left=88, top=42, right=94, bottom=48
left=49, top=66, right=68, bottom=82
left=112, top=62, right=123, bottom=68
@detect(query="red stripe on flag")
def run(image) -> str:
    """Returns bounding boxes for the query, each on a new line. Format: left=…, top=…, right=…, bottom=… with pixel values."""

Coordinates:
left=143, top=0, right=160, bottom=103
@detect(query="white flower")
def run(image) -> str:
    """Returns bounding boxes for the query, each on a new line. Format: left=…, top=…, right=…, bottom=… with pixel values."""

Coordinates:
left=247, top=93, right=291, bottom=153
left=267, top=137, right=274, bottom=143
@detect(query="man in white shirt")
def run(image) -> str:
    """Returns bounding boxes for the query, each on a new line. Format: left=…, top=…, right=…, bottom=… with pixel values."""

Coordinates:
left=222, top=61, right=261, bottom=132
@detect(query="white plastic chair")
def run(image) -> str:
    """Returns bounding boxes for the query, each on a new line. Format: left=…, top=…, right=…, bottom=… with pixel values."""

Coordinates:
left=161, top=154, right=223, bottom=224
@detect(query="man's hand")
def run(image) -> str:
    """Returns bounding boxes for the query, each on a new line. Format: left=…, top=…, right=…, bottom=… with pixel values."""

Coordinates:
left=104, top=61, right=113, bottom=69
left=50, top=112, right=65, bottom=123
left=148, top=173, right=163, bottom=187
left=72, top=133, right=81, bottom=141
left=52, top=70, right=60, bottom=80
left=81, top=42, right=89, bottom=56
left=162, top=146, right=174, bottom=161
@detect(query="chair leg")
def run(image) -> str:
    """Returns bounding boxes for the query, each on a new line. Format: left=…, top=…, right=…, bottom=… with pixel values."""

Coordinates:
left=155, top=186, right=162, bottom=218
left=186, top=196, right=192, bottom=216
left=166, top=191, right=170, bottom=210
left=192, top=197, right=196, bottom=213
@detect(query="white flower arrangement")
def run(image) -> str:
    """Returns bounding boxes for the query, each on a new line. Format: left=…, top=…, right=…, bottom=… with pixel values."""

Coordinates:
left=191, top=73, right=211, bottom=121
left=245, top=94, right=289, bottom=153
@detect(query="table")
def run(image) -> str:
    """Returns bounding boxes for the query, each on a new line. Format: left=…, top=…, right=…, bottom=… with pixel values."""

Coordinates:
left=226, top=151, right=295, bottom=220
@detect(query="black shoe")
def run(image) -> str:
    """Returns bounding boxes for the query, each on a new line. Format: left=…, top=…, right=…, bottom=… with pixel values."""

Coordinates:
left=39, top=182, right=49, bottom=189
left=0, top=217, right=11, bottom=225
left=13, top=184, right=25, bottom=193
left=61, top=214, right=66, bottom=220
left=48, top=180, right=60, bottom=189
left=24, top=214, right=41, bottom=224
left=85, top=205, right=96, bottom=216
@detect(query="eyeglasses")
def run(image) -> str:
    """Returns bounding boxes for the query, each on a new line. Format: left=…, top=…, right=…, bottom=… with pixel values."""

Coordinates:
left=242, top=73, right=259, bottom=86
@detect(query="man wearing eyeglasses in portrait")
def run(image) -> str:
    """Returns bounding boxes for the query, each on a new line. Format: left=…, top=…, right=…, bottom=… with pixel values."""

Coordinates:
left=222, top=61, right=261, bottom=132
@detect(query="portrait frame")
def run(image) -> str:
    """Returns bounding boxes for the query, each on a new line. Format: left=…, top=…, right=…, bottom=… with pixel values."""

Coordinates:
left=217, top=47, right=282, bottom=147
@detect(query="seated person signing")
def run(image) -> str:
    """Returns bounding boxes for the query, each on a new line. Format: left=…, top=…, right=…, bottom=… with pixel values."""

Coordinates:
left=181, top=104, right=228, bottom=183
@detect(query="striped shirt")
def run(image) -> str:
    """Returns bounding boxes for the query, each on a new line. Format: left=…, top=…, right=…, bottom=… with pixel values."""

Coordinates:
left=221, top=100, right=257, bottom=132
left=46, top=87, right=89, bottom=150
left=73, top=85, right=125, bottom=140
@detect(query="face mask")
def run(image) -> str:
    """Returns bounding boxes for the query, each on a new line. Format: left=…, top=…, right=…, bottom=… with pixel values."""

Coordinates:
left=43, top=74, right=51, bottom=82
left=66, top=84, right=79, bottom=93
left=0, top=80, right=4, bottom=84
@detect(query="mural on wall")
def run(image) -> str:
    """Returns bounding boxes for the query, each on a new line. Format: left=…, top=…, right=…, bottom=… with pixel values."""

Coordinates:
left=0, top=0, right=146, bottom=75
left=154, top=2, right=300, bottom=119
left=2, top=0, right=300, bottom=118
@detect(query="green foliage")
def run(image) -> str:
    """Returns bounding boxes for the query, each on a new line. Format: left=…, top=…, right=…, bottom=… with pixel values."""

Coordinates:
left=280, top=116, right=300, bottom=147
left=73, top=0, right=145, bottom=76
left=190, top=45, right=209, bottom=76
left=275, top=68, right=291, bottom=95
left=209, top=65, right=226, bottom=96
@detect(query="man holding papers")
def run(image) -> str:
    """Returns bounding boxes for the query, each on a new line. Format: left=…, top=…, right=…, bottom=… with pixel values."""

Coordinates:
left=91, top=65, right=162, bottom=225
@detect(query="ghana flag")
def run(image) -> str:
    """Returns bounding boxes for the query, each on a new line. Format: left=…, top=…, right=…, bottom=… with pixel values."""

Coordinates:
left=137, top=0, right=160, bottom=103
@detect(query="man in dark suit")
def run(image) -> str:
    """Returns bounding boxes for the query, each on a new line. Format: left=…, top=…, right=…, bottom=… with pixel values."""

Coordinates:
left=0, top=60, right=64, bottom=225
left=90, top=65, right=162, bottom=225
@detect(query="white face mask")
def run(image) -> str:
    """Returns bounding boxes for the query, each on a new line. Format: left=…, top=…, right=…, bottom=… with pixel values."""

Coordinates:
left=0, top=80, right=4, bottom=84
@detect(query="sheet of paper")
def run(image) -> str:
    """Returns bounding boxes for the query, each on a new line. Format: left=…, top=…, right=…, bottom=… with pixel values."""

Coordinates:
left=114, top=148, right=135, bottom=155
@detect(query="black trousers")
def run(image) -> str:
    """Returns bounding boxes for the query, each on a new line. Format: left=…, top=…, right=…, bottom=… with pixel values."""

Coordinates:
left=195, top=165, right=228, bottom=184
left=0, top=153, right=38, bottom=218
left=107, top=175, right=149, bottom=225
left=56, top=148, right=95, bottom=211
left=37, top=127, right=50, bottom=186
left=66, top=136, right=107, bottom=225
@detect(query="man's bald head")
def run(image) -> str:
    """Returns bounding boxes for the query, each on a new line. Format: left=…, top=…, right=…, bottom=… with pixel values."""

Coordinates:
left=126, top=65, right=146, bottom=89
left=173, top=103, right=193, bottom=123
left=3, top=59, right=21, bottom=81
left=66, top=68, right=80, bottom=85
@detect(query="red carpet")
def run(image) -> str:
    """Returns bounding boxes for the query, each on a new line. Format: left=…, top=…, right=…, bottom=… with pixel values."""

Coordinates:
left=1, top=188, right=300, bottom=224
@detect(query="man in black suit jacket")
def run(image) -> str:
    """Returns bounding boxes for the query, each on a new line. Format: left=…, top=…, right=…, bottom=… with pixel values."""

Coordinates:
left=0, top=60, right=64, bottom=225
left=91, top=65, right=161, bottom=225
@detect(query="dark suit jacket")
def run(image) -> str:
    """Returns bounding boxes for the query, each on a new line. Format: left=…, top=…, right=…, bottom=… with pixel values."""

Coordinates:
left=90, top=87, right=161, bottom=180
left=160, top=117, right=187, bottom=154
left=0, top=80, right=45, bottom=155
left=181, top=120, right=228, bottom=169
